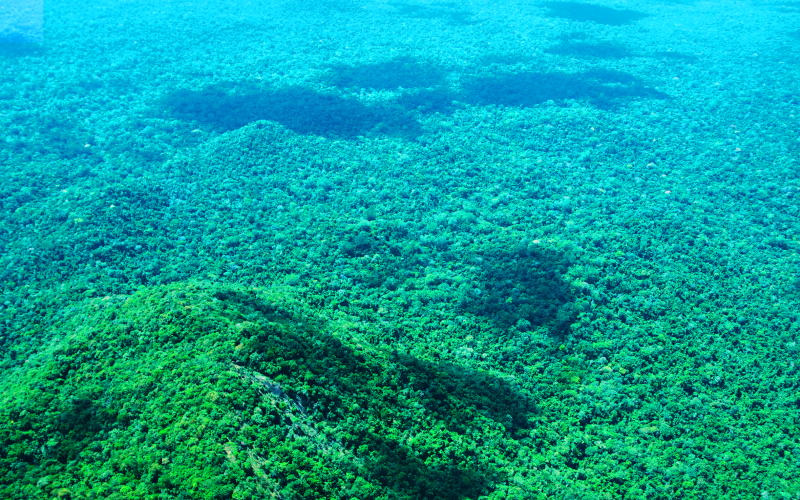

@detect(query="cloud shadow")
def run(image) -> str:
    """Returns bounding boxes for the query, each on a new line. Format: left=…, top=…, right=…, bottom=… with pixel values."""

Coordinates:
left=540, top=1, right=649, bottom=25
left=392, top=2, right=478, bottom=25
left=281, top=0, right=359, bottom=12
left=546, top=41, right=634, bottom=59
left=651, top=51, right=698, bottom=61
left=162, top=62, right=669, bottom=141
left=0, top=41, right=44, bottom=57
left=396, top=88, right=459, bottom=114
left=558, top=31, right=590, bottom=41
left=161, top=83, right=422, bottom=139
left=323, top=56, right=447, bottom=90
left=3, top=113, right=99, bottom=162
left=219, top=287, right=536, bottom=498
left=478, top=53, right=538, bottom=66
left=5, top=283, right=538, bottom=499
left=462, top=69, right=669, bottom=110
left=385, top=67, right=668, bottom=113
left=458, top=242, right=580, bottom=334
left=757, top=1, right=800, bottom=12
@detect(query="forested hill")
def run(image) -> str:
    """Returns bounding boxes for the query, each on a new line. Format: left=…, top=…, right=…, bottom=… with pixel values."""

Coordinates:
left=2, top=0, right=800, bottom=498
left=1, top=282, right=542, bottom=500
left=1, top=278, right=798, bottom=499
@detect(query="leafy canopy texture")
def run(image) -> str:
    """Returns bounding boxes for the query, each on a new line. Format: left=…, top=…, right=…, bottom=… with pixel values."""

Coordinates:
left=0, top=283, right=535, bottom=500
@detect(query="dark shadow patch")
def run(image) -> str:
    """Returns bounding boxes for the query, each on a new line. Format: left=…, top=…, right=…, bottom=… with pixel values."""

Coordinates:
left=546, top=41, right=633, bottom=59
left=338, top=231, right=384, bottom=259
left=540, top=1, right=649, bottom=25
left=396, top=69, right=669, bottom=113
left=0, top=29, right=42, bottom=44
left=478, top=53, right=538, bottom=66
left=462, top=70, right=669, bottom=110
left=558, top=31, right=590, bottom=41
left=324, top=56, right=446, bottom=90
left=36, top=117, right=99, bottom=159
left=581, top=67, right=643, bottom=85
left=757, top=1, right=800, bottom=11
left=396, top=88, right=458, bottom=114
left=10, top=379, right=115, bottom=465
left=458, top=243, right=579, bottom=334
left=2, top=283, right=537, bottom=498
left=280, top=0, right=359, bottom=12
left=384, top=69, right=667, bottom=114
left=2, top=113, right=100, bottom=162
left=244, top=328, right=530, bottom=497
left=0, top=174, right=176, bottom=297
left=393, top=2, right=478, bottom=25
left=0, top=41, right=44, bottom=57
left=652, top=50, right=698, bottom=61
left=161, top=82, right=421, bottom=139
left=220, top=287, right=534, bottom=498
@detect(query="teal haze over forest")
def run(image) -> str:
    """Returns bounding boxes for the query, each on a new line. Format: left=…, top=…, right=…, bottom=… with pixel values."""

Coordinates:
left=0, top=0, right=798, bottom=499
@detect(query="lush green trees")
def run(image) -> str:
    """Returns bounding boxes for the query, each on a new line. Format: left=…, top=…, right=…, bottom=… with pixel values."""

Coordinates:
left=0, top=283, right=538, bottom=500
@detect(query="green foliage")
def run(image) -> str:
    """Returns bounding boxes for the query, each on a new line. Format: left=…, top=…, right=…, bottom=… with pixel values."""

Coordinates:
left=1, top=2, right=800, bottom=498
left=0, top=283, right=536, bottom=500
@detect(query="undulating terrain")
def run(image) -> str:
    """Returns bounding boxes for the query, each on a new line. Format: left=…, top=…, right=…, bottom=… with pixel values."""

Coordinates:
left=0, top=0, right=799, bottom=499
